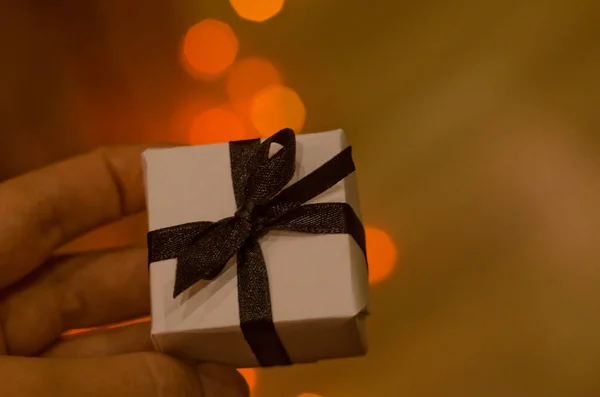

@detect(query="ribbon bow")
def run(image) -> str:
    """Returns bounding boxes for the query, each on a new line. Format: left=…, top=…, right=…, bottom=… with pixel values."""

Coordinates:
left=147, top=128, right=366, bottom=366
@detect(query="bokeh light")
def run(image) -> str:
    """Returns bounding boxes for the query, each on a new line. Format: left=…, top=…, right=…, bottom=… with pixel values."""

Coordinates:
left=250, top=85, right=306, bottom=137
left=181, top=19, right=238, bottom=80
left=63, top=316, right=151, bottom=337
left=297, top=393, right=323, bottom=397
left=365, top=227, right=398, bottom=284
left=189, top=107, right=249, bottom=145
left=170, top=97, right=219, bottom=142
left=63, top=328, right=94, bottom=336
left=238, top=368, right=257, bottom=393
left=229, top=0, right=285, bottom=22
left=226, top=57, right=282, bottom=117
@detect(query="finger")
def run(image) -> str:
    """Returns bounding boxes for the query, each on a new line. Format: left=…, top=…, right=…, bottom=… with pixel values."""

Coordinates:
left=0, top=145, right=148, bottom=289
left=0, top=247, right=149, bottom=355
left=58, top=213, right=148, bottom=254
left=43, top=322, right=153, bottom=358
left=0, top=353, right=249, bottom=397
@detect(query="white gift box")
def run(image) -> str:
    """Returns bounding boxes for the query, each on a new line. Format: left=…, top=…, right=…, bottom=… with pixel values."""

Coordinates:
left=143, top=129, right=369, bottom=368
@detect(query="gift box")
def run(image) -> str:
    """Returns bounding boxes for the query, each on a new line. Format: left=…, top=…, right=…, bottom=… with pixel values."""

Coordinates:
left=143, top=128, right=369, bottom=368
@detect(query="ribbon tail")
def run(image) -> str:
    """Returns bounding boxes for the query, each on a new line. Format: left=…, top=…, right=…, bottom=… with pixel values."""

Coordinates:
left=172, top=217, right=251, bottom=298
left=173, top=254, right=224, bottom=298
left=237, top=239, right=292, bottom=366
left=147, top=221, right=214, bottom=265
left=269, top=203, right=367, bottom=259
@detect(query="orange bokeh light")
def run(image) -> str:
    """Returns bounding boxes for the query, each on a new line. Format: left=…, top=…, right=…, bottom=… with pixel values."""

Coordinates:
left=238, top=368, right=257, bottom=393
left=181, top=19, right=238, bottom=80
left=189, top=107, right=250, bottom=145
left=229, top=0, right=285, bottom=22
left=250, top=85, right=306, bottom=137
left=226, top=57, right=282, bottom=116
left=170, top=97, right=219, bottom=142
left=298, top=394, right=323, bottom=397
left=63, top=316, right=151, bottom=337
left=365, top=227, right=398, bottom=284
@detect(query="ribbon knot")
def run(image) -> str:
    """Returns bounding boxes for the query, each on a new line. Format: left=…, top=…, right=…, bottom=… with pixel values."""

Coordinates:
left=234, top=203, right=256, bottom=222
left=147, top=128, right=367, bottom=367
left=236, top=204, right=270, bottom=238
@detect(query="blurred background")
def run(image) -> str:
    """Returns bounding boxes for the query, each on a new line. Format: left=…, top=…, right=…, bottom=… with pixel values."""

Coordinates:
left=2, top=0, right=600, bottom=396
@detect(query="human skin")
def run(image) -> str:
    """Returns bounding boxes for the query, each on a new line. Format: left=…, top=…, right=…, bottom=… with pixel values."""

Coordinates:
left=0, top=146, right=249, bottom=397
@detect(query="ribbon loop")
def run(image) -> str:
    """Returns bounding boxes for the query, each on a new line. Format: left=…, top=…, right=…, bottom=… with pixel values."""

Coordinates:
left=242, top=129, right=296, bottom=205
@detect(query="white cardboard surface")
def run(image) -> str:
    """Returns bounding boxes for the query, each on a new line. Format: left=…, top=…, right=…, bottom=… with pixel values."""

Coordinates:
left=144, top=129, right=369, bottom=367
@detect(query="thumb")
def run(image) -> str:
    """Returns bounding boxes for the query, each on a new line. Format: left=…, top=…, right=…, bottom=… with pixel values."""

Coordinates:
left=0, top=352, right=249, bottom=397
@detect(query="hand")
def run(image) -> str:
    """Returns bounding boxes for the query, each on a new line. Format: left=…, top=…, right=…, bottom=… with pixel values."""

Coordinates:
left=0, top=147, right=249, bottom=397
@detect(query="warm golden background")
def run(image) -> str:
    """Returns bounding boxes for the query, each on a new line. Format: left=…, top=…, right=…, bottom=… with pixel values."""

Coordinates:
left=2, top=0, right=600, bottom=396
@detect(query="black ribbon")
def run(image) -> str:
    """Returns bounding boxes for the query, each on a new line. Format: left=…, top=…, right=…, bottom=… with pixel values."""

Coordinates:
left=147, top=128, right=367, bottom=367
